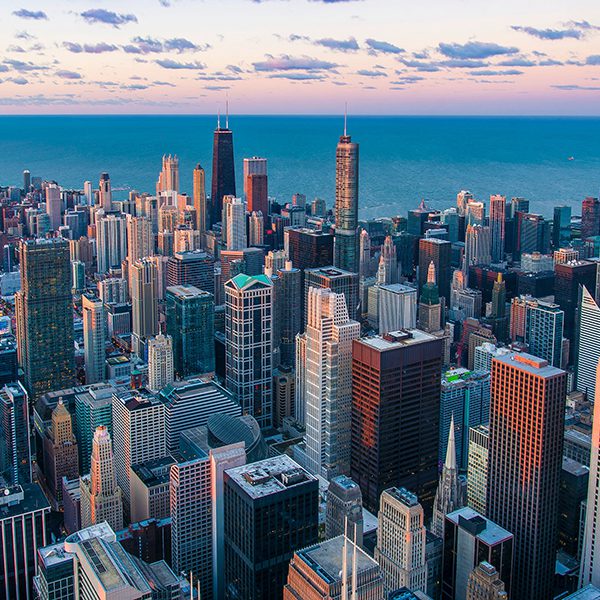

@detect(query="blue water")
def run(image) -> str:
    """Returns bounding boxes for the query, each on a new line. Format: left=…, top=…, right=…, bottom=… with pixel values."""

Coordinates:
left=0, top=115, right=598, bottom=219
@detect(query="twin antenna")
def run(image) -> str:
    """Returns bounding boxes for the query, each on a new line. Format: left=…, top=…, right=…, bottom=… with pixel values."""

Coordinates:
left=216, top=98, right=229, bottom=130
left=340, top=517, right=358, bottom=600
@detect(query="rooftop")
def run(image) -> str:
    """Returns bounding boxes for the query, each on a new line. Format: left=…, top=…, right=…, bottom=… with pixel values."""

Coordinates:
left=359, top=329, right=438, bottom=351
left=563, top=586, right=600, bottom=600
left=296, top=535, right=379, bottom=585
left=493, top=351, right=565, bottom=378
left=305, top=266, right=355, bottom=278
left=166, top=284, right=212, bottom=299
left=0, top=483, right=50, bottom=520
left=131, top=456, right=175, bottom=487
left=226, top=455, right=316, bottom=499
left=562, top=457, right=590, bottom=477
left=446, top=507, right=513, bottom=546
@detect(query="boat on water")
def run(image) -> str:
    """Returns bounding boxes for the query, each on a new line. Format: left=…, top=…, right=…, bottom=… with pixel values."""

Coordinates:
left=568, top=156, right=575, bottom=161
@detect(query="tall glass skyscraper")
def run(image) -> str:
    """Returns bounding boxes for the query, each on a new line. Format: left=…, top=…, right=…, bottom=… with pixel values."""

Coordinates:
left=334, top=124, right=359, bottom=274
left=575, top=286, right=600, bottom=400
left=15, top=238, right=74, bottom=399
left=211, top=114, right=236, bottom=226
left=489, top=194, right=506, bottom=263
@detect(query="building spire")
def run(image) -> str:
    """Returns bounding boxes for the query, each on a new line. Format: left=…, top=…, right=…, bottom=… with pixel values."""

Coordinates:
left=427, top=260, right=436, bottom=285
left=445, top=413, right=457, bottom=471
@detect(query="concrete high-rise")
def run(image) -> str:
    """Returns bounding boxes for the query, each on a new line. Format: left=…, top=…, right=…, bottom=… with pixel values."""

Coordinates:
left=99, top=172, right=112, bottom=211
left=487, top=352, right=566, bottom=600
left=334, top=123, right=359, bottom=273
left=194, top=163, right=209, bottom=233
left=465, top=224, right=492, bottom=274
left=489, top=195, right=506, bottom=263
left=126, top=215, right=154, bottom=265
left=376, top=235, right=399, bottom=285
left=249, top=211, right=264, bottom=246
left=166, top=284, right=215, bottom=378
left=351, top=330, right=443, bottom=513
left=325, top=474, right=364, bottom=545
left=276, top=262, right=302, bottom=368
left=580, top=360, right=600, bottom=588
left=286, top=228, right=334, bottom=272
left=576, top=286, right=600, bottom=400
left=15, top=238, right=74, bottom=399
left=581, top=196, right=600, bottom=239
left=130, top=257, right=159, bottom=355
left=147, top=333, right=174, bottom=392
left=304, top=266, right=359, bottom=324
left=466, top=562, right=508, bottom=600
left=82, top=293, right=105, bottom=385
left=467, top=424, right=489, bottom=515
left=418, top=261, right=442, bottom=333
left=166, top=249, right=214, bottom=295
left=223, top=456, right=319, bottom=600
left=0, top=382, right=32, bottom=485
left=375, top=487, right=427, bottom=595
left=243, top=156, right=268, bottom=201
left=45, top=182, right=61, bottom=231
left=79, top=425, right=124, bottom=531
left=378, top=283, right=417, bottom=334
left=96, top=211, right=127, bottom=274
left=225, top=274, right=273, bottom=428
left=225, top=196, right=247, bottom=250
left=157, top=154, right=179, bottom=193
left=211, top=113, right=236, bottom=225
left=303, top=287, right=360, bottom=479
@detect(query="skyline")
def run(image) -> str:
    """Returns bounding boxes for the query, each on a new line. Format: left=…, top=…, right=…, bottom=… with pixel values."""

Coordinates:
left=0, top=0, right=599, bottom=115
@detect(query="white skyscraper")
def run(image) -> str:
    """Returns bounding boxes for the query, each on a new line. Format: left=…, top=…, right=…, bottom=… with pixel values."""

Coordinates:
left=465, top=225, right=492, bottom=273
left=375, top=487, right=428, bottom=595
left=130, top=257, right=159, bottom=355
left=126, top=215, right=154, bottom=265
left=148, top=334, right=174, bottom=392
left=96, top=212, right=127, bottom=274
left=303, top=287, right=360, bottom=479
left=376, top=235, right=399, bottom=285
left=82, top=293, right=105, bottom=385
left=45, top=183, right=61, bottom=231
left=575, top=286, right=600, bottom=400
left=378, top=283, right=417, bottom=334
left=84, top=180, right=93, bottom=205
left=225, top=197, right=247, bottom=250
left=99, top=172, right=112, bottom=212
left=359, top=229, right=372, bottom=279
left=249, top=211, right=264, bottom=247
left=580, top=359, right=600, bottom=588
left=157, top=154, right=179, bottom=194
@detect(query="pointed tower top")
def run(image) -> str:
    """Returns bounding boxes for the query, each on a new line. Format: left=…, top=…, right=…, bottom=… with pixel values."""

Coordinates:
left=445, top=414, right=457, bottom=471
left=497, top=272, right=503, bottom=284
left=427, top=260, right=436, bottom=285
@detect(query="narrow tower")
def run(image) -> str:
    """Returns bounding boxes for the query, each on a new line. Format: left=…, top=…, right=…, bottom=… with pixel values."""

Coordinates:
left=211, top=105, right=236, bottom=226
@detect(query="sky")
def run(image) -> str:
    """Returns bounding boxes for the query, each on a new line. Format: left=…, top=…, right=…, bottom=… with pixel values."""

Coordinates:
left=1, top=0, right=600, bottom=114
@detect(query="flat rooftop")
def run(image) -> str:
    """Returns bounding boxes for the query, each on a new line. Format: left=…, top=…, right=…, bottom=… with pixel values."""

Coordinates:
left=226, top=455, right=316, bottom=499
left=563, top=586, right=600, bottom=600
left=296, top=535, right=379, bottom=585
left=562, top=457, right=590, bottom=477
left=492, top=351, right=565, bottom=378
left=166, top=284, right=211, bottom=298
left=305, top=266, right=355, bottom=278
left=446, top=507, right=513, bottom=546
left=0, top=483, right=50, bottom=520
left=359, top=329, right=437, bottom=351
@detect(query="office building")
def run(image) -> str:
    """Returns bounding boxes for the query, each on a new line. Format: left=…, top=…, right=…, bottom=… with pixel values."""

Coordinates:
left=80, top=426, right=124, bottom=531
left=96, top=211, right=127, bottom=274
left=465, top=562, right=508, bottom=600
left=525, top=298, right=565, bottom=368
left=45, top=182, right=62, bottom=231
left=0, top=382, right=31, bottom=486
left=98, top=276, right=128, bottom=304
left=130, top=257, right=159, bottom=355
left=174, top=224, right=202, bottom=253
left=580, top=361, right=600, bottom=587
left=521, top=251, right=554, bottom=272
left=465, top=225, right=492, bottom=274
left=211, top=113, right=236, bottom=225
left=303, top=287, right=360, bottom=479
left=247, top=174, right=268, bottom=218
left=193, top=163, right=209, bottom=233
left=558, top=457, right=589, bottom=558
left=516, top=213, right=550, bottom=257
left=0, top=482, right=49, bottom=600
left=166, top=284, right=215, bottom=378
left=351, top=330, right=443, bottom=513
left=418, top=238, right=451, bottom=303
left=276, top=262, right=302, bottom=368
left=225, top=274, right=273, bottom=428
left=489, top=195, right=505, bottom=263
left=334, top=123, right=359, bottom=273
left=553, top=205, right=572, bottom=248
left=555, top=260, right=596, bottom=340
left=148, top=334, right=174, bottom=392
left=286, top=228, right=334, bottom=272
left=249, top=211, right=264, bottom=246
left=582, top=197, right=600, bottom=239
left=42, top=400, right=78, bottom=508
left=112, top=388, right=167, bottom=508
left=431, top=418, right=466, bottom=538
left=576, top=286, right=600, bottom=400
left=34, top=522, right=180, bottom=600
left=378, top=283, right=417, bottom=334
left=16, top=239, right=74, bottom=399
left=225, top=197, right=247, bottom=250
left=326, top=474, right=364, bottom=545
left=166, top=249, right=214, bottom=295
left=273, top=366, right=295, bottom=428
left=158, top=378, right=240, bottom=451
left=418, top=261, right=442, bottom=333
left=467, top=425, right=489, bottom=516
left=487, top=352, right=566, bottom=600
left=442, top=508, right=513, bottom=600
left=129, top=456, right=174, bottom=522
left=82, top=293, right=105, bottom=385
left=223, top=456, right=319, bottom=600
left=375, top=487, right=427, bottom=594
left=466, top=201, right=485, bottom=226
left=0, top=336, right=18, bottom=385
left=376, top=235, right=400, bottom=285
left=304, top=266, right=359, bottom=324
left=283, top=535, right=384, bottom=600
left=126, top=215, right=154, bottom=266
left=244, top=157, right=268, bottom=204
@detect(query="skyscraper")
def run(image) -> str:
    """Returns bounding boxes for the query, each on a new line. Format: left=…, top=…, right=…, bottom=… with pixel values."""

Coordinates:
left=211, top=112, right=236, bottom=225
left=418, top=261, right=442, bottom=333
left=99, top=172, right=112, bottom=211
left=581, top=360, right=600, bottom=587
left=130, top=257, right=159, bottom=355
left=126, top=215, right=154, bottom=265
left=247, top=173, right=269, bottom=217
left=334, top=120, right=359, bottom=273
left=147, top=334, right=174, bottom=392
left=157, top=154, right=179, bottom=193
left=286, top=228, right=334, bottom=272
left=249, top=211, right=264, bottom=246
left=418, top=238, right=451, bottom=303
left=375, top=487, right=427, bottom=595
left=376, top=235, right=399, bottom=285
left=489, top=195, right=506, bottom=263
left=467, top=424, right=489, bottom=515
left=79, top=425, right=124, bottom=531
left=225, top=274, right=273, bottom=428
left=223, top=456, right=319, bottom=600
left=45, top=182, right=61, bottom=231
left=351, top=330, right=443, bottom=513
left=431, top=417, right=466, bottom=538
left=194, top=163, right=209, bottom=233
left=304, top=266, right=359, bottom=325
left=96, top=211, right=127, bottom=274
left=576, top=286, right=600, bottom=400
left=16, top=238, right=74, bottom=399
left=465, top=562, right=508, bottom=600
left=243, top=156, right=268, bottom=201
left=276, top=262, right=302, bottom=368
left=487, top=352, right=566, bottom=600
left=0, top=382, right=32, bottom=485
left=166, top=284, right=215, bottom=378
left=581, top=196, right=600, bottom=239
left=553, top=205, right=572, bottom=248
left=325, top=474, right=364, bottom=545
left=303, top=288, right=360, bottom=479
left=82, top=293, right=105, bottom=385
left=225, top=196, right=247, bottom=250
left=465, top=224, right=492, bottom=274
left=378, top=283, right=418, bottom=334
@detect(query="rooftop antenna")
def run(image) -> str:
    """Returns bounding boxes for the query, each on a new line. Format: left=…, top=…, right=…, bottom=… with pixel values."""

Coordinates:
left=217, top=107, right=221, bottom=130
left=351, top=523, right=357, bottom=600
left=226, top=95, right=229, bottom=129
left=344, top=101, right=348, bottom=136
left=341, top=518, right=348, bottom=600
left=197, top=580, right=201, bottom=600
left=189, top=572, right=193, bottom=600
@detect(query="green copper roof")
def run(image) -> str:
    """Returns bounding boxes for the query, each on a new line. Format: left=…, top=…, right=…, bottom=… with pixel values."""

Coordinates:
left=229, top=273, right=272, bottom=290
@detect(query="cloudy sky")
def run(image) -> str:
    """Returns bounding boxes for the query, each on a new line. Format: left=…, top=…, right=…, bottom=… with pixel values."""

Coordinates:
left=1, top=0, right=600, bottom=114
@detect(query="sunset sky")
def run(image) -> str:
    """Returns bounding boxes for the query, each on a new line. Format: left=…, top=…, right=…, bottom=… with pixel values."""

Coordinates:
left=1, top=0, right=600, bottom=114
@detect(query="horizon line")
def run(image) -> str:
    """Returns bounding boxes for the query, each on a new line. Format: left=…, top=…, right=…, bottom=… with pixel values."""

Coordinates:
left=1, top=113, right=600, bottom=118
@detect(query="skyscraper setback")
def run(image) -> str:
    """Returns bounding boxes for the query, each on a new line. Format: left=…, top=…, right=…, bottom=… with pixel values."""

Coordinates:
left=211, top=112, right=236, bottom=226
left=334, top=120, right=359, bottom=273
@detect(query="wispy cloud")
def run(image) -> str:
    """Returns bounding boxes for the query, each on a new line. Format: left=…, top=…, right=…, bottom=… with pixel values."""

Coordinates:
left=253, top=54, right=338, bottom=71
left=63, top=42, right=119, bottom=54
left=470, top=69, right=524, bottom=76
left=3, top=59, right=48, bottom=72
left=155, top=59, right=206, bottom=69
left=315, top=37, right=359, bottom=52
left=268, top=72, right=326, bottom=80
left=365, top=39, right=404, bottom=54
left=12, top=9, right=48, bottom=20
left=553, top=84, right=600, bottom=90
left=56, top=69, right=82, bottom=79
left=80, top=9, right=138, bottom=27
left=438, top=41, right=519, bottom=59
left=122, top=37, right=209, bottom=54
left=586, top=55, right=600, bottom=65
left=357, top=69, right=387, bottom=77
left=511, top=25, right=582, bottom=40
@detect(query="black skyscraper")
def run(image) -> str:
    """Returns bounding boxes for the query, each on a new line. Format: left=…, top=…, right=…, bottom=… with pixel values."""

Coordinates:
left=211, top=114, right=236, bottom=226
